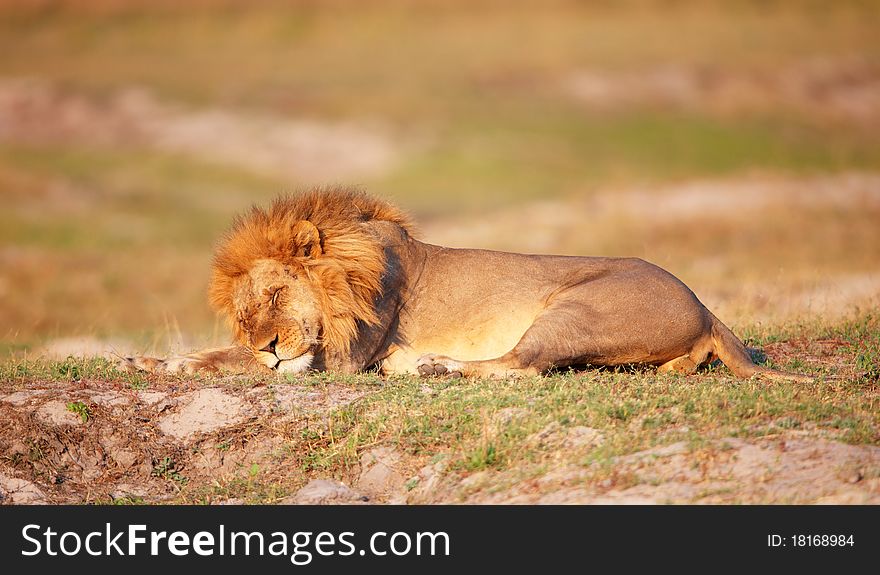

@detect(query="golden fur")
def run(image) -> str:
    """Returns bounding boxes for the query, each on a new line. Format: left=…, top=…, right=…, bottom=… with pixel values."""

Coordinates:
left=124, top=187, right=810, bottom=383
left=209, top=187, right=411, bottom=356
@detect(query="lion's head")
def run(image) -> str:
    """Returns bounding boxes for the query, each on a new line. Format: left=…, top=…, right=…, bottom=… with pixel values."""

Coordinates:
left=208, top=187, right=412, bottom=373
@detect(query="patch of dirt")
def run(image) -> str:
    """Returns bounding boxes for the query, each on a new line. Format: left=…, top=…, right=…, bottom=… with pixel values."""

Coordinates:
left=281, top=479, right=369, bottom=505
left=34, top=401, right=84, bottom=427
left=0, top=473, right=47, bottom=504
left=0, top=79, right=402, bottom=182
left=1, top=390, right=48, bottom=407
left=422, top=436, right=880, bottom=504
left=527, top=423, right=605, bottom=452
left=156, top=389, right=249, bottom=440
left=0, top=379, right=368, bottom=504
left=762, top=338, right=859, bottom=377
left=355, top=447, right=407, bottom=500
left=1, top=376, right=877, bottom=504
left=268, top=385, right=368, bottom=415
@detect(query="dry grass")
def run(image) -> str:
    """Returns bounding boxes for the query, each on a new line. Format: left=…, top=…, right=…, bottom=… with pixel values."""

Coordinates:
left=1, top=313, right=877, bottom=504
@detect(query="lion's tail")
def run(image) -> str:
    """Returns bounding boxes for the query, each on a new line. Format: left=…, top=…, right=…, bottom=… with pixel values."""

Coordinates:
left=709, top=313, right=813, bottom=383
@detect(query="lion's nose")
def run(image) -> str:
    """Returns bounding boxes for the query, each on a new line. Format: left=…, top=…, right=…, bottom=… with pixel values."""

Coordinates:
left=260, top=335, right=279, bottom=355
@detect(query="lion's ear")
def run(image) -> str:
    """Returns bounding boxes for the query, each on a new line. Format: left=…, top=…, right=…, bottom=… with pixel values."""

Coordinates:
left=291, top=220, right=322, bottom=259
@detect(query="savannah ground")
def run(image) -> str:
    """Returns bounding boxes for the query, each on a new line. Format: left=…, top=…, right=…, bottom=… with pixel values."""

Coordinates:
left=1, top=0, right=879, bottom=504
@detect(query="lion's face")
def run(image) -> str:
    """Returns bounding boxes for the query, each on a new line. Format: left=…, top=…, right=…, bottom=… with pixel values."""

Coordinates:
left=210, top=199, right=399, bottom=374
left=231, top=258, right=322, bottom=374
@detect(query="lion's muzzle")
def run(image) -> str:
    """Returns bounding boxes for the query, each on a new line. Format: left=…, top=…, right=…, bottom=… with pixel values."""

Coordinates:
left=276, top=352, right=315, bottom=374
left=253, top=335, right=316, bottom=374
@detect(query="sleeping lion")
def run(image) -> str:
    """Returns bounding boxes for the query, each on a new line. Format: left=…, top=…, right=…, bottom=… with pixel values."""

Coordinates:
left=124, top=187, right=809, bottom=382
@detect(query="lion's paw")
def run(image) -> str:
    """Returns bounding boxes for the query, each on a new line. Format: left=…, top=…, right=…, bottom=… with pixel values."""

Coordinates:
left=417, top=354, right=464, bottom=378
left=118, top=356, right=167, bottom=373
left=118, top=355, right=205, bottom=375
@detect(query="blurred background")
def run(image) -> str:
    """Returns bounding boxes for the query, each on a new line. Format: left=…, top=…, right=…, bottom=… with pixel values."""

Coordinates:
left=1, top=0, right=878, bottom=358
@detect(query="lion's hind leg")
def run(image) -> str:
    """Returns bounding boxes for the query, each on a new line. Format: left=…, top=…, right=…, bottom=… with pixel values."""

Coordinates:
left=656, top=336, right=715, bottom=375
left=657, top=355, right=699, bottom=375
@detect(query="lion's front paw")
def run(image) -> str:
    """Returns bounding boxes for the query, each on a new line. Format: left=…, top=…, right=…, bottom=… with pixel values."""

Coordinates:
left=417, top=354, right=464, bottom=378
left=118, top=355, right=167, bottom=374
left=118, top=355, right=207, bottom=375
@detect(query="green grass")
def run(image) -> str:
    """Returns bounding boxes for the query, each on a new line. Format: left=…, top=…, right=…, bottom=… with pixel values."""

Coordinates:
left=65, top=400, right=91, bottom=423
left=845, top=316, right=880, bottom=382
left=287, top=369, right=877, bottom=483
left=177, top=476, right=291, bottom=505
left=151, top=456, right=188, bottom=486
left=264, top=317, right=878, bottom=485
left=1, top=356, right=153, bottom=390
left=1, top=315, right=877, bottom=503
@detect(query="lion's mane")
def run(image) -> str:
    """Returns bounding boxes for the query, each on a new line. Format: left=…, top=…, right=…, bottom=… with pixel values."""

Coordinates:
left=208, top=187, right=413, bottom=355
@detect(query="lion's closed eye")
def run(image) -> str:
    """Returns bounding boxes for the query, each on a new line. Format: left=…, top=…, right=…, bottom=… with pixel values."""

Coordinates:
left=270, top=286, right=285, bottom=306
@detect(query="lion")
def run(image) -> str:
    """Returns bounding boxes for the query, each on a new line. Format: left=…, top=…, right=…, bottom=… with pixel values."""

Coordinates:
left=123, top=187, right=810, bottom=382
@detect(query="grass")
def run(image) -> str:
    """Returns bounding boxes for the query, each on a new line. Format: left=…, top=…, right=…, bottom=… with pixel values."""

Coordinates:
left=0, top=314, right=877, bottom=503
left=294, top=315, right=874, bottom=487
left=246, top=317, right=878, bottom=483
left=0, top=143, right=282, bottom=251
left=0, top=356, right=153, bottom=389
left=177, top=476, right=291, bottom=506
left=848, top=317, right=880, bottom=382
left=65, top=400, right=91, bottom=423
left=151, top=456, right=188, bottom=486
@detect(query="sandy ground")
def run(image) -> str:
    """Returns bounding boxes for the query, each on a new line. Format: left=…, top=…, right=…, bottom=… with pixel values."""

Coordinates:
left=0, top=378, right=370, bottom=504
left=2, top=375, right=878, bottom=505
